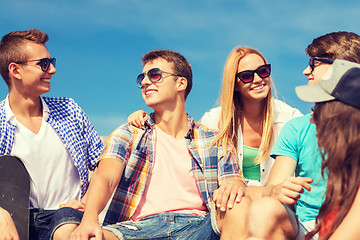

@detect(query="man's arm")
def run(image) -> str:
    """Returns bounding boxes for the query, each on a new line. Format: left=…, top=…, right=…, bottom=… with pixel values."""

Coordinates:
left=262, top=155, right=312, bottom=205
left=70, top=158, right=125, bottom=240
left=0, top=207, right=19, bottom=240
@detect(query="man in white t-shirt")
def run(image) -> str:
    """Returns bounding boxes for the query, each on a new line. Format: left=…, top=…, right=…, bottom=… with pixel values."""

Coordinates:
left=0, top=29, right=103, bottom=239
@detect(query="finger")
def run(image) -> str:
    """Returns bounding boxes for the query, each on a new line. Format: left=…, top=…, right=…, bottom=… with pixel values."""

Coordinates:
left=226, top=190, right=237, bottom=209
left=213, top=189, right=220, bottom=204
left=219, top=186, right=232, bottom=211
left=236, top=187, right=245, bottom=203
left=281, top=188, right=301, bottom=201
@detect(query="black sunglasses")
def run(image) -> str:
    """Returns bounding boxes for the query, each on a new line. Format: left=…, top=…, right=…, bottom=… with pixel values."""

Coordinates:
left=309, top=57, right=334, bottom=71
left=136, top=68, right=182, bottom=88
left=236, top=64, right=271, bottom=83
left=16, top=58, right=56, bottom=72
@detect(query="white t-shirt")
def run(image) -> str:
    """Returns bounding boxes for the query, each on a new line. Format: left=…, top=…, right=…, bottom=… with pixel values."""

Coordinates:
left=5, top=97, right=81, bottom=209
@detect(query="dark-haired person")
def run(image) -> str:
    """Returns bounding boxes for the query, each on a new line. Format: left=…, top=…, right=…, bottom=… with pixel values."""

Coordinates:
left=71, top=49, right=250, bottom=240
left=247, top=31, right=360, bottom=240
left=296, top=59, right=360, bottom=239
left=0, top=29, right=103, bottom=239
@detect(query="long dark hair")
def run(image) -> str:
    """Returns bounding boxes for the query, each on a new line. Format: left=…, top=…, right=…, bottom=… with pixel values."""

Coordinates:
left=306, top=101, right=360, bottom=239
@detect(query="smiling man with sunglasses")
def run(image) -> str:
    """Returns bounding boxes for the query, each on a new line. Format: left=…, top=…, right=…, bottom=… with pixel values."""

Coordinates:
left=71, top=49, right=250, bottom=240
left=0, top=29, right=104, bottom=239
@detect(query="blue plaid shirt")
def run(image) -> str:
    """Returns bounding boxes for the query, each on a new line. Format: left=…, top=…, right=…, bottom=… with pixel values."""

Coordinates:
left=102, top=114, right=242, bottom=225
left=0, top=96, right=104, bottom=197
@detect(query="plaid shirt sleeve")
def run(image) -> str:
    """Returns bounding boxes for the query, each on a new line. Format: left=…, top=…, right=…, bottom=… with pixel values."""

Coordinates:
left=217, top=142, right=244, bottom=186
left=100, top=123, right=136, bottom=165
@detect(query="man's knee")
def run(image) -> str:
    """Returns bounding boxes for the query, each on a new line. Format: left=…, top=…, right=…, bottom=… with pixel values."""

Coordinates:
left=53, top=223, right=78, bottom=240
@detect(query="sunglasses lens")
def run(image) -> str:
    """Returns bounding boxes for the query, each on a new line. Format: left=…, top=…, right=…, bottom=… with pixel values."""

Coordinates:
left=137, top=73, right=145, bottom=87
left=51, top=58, right=56, bottom=68
left=39, top=59, right=50, bottom=71
left=238, top=72, right=253, bottom=83
left=257, top=65, right=271, bottom=78
left=147, top=69, right=162, bottom=82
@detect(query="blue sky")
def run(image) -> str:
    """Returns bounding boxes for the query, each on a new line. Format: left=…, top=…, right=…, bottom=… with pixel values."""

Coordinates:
left=1, top=0, right=360, bottom=136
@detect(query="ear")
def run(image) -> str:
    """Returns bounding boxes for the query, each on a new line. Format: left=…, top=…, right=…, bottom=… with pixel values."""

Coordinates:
left=8, top=63, right=22, bottom=80
left=176, top=77, right=187, bottom=92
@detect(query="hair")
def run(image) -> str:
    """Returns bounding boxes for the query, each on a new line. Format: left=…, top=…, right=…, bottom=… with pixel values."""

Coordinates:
left=215, top=47, right=274, bottom=164
left=141, top=49, right=192, bottom=100
left=305, top=31, right=360, bottom=62
left=0, top=29, right=49, bottom=88
left=305, top=101, right=360, bottom=239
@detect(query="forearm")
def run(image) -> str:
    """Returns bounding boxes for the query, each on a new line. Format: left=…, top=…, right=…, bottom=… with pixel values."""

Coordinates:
left=245, top=186, right=265, bottom=200
left=262, top=184, right=276, bottom=198
left=81, top=158, right=124, bottom=223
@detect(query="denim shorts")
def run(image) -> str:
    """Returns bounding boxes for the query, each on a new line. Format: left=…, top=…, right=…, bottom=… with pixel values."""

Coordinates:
left=103, top=212, right=220, bottom=240
left=29, top=207, right=83, bottom=240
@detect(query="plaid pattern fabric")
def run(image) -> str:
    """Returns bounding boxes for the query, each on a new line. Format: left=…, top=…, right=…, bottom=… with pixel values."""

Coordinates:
left=102, top=114, right=242, bottom=225
left=0, top=97, right=104, bottom=197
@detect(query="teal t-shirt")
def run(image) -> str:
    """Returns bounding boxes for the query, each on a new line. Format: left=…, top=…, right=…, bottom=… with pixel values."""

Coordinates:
left=243, top=145, right=260, bottom=182
left=271, top=114, right=327, bottom=222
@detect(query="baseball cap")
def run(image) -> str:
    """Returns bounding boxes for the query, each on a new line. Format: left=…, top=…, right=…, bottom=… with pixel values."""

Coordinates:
left=295, top=59, right=360, bottom=109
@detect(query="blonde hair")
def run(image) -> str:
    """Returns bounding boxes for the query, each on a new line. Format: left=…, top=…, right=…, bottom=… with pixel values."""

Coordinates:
left=216, top=47, right=274, bottom=164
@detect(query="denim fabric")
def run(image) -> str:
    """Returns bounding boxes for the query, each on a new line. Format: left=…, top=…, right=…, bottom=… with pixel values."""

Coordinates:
left=103, top=212, right=220, bottom=240
left=29, top=207, right=83, bottom=240
left=30, top=209, right=56, bottom=240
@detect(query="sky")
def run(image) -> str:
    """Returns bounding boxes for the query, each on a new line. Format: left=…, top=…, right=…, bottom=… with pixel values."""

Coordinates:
left=1, top=0, right=360, bottom=136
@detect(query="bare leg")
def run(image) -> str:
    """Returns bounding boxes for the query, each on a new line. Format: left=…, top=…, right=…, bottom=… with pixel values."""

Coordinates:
left=247, top=197, right=298, bottom=240
left=53, top=223, right=78, bottom=240
left=217, top=196, right=251, bottom=240
left=102, top=229, right=119, bottom=240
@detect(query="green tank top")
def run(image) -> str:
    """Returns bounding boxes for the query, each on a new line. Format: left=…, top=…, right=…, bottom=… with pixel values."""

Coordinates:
left=243, top=145, right=261, bottom=181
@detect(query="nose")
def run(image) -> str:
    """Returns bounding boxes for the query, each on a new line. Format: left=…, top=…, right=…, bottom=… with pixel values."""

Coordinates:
left=303, top=66, right=311, bottom=76
left=253, top=72, right=263, bottom=83
left=140, top=74, right=153, bottom=88
left=48, top=63, right=56, bottom=75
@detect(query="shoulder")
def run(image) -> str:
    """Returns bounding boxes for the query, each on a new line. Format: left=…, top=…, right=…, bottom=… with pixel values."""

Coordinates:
left=199, top=106, right=221, bottom=129
left=110, top=123, right=144, bottom=141
left=273, top=99, right=303, bottom=123
left=43, top=96, right=85, bottom=117
left=43, top=96, right=79, bottom=110
left=280, top=113, right=314, bottom=136
left=192, top=121, right=220, bottom=138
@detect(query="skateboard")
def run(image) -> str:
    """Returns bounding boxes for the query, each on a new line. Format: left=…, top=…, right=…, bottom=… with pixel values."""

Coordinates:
left=0, top=155, right=30, bottom=240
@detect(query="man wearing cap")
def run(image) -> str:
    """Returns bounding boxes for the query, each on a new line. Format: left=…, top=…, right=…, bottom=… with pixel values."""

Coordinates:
left=295, top=59, right=360, bottom=239
left=246, top=31, right=360, bottom=240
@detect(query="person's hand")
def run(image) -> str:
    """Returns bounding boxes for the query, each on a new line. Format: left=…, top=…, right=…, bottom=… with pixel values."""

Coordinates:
left=0, top=207, right=19, bottom=240
left=59, top=199, right=85, bottom=212
left=213, top=180, right=245, bottom=211
left=70, top=220, right=103, bottom=240
left=271, top=176, right=313, bottom=205
left=127, top=110, right=149, bottom=129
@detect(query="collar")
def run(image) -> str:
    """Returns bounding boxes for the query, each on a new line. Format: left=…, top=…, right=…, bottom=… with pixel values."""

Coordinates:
left=4, top=95, right=50, bottom=125
left=144, top=113, right=195, bottom=136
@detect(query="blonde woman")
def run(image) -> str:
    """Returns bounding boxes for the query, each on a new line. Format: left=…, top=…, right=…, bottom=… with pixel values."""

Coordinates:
left=128, top=47, right=302, bottom=189
left=199, top=47, right=302, bottom=189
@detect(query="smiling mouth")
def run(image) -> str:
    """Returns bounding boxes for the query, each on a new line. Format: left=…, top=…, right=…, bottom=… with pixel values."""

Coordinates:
left=41, top=79, right=51, bottom=83
left=145, top=89, right=157, bottom=96
left=252, top=84, right=265, bottom=91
